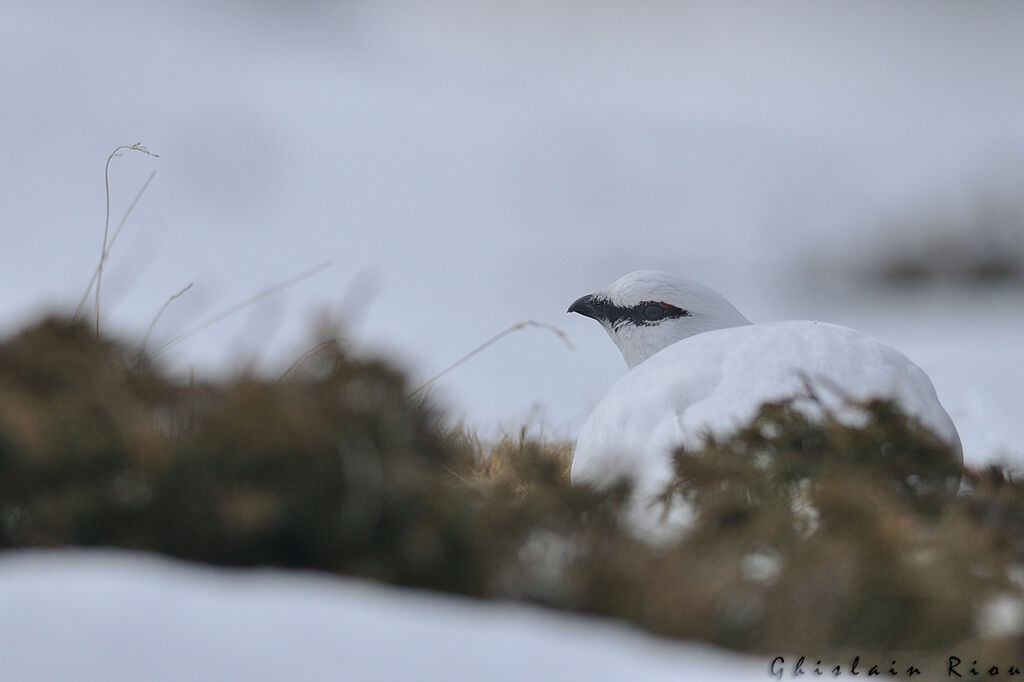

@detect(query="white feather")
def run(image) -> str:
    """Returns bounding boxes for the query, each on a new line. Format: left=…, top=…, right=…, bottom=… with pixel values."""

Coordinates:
left=570, top=272, right=962, bottom=536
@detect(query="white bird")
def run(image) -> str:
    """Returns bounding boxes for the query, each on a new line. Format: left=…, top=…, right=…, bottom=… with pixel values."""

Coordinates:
left=568, top=270, right=962, bottom=532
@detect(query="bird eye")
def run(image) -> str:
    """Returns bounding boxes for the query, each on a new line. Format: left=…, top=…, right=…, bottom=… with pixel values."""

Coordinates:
left=642, top=303, right=666, bottom=321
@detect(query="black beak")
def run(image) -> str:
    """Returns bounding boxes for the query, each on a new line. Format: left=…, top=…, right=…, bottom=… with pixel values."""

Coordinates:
left=568, top=294, right=602, bottom=320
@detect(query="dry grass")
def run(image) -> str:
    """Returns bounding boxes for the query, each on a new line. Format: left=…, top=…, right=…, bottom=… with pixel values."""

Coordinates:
left=2, top=317, right=1023, bottom=663
left=73, top=143, right=159, bottom=335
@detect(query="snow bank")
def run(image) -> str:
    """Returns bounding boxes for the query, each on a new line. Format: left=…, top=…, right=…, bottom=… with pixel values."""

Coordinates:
left=0, top=550, right=764, bottom=681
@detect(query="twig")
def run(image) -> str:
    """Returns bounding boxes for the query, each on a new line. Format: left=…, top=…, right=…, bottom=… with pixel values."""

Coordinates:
left=110, top=169, right=157, bottom=255
left=75, top=143, right=159, bottom=332
left=278, top=339, right=338, bottom=381
left=147, top=261, right=333, bottom=359
left=408, top=320, right=574, bottom=399
left=95, top=144, right=159, bottom=337
left=277, top=272, right=381, bottom=381
left=794, top=369, right=855, bottom=420
left=438, top=462, right=477, bottom=488
left=137, top=282, right=195, bottom=364
left=73, top=170, right=158, bottom=322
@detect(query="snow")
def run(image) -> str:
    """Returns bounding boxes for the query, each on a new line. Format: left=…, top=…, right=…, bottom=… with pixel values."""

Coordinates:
left=1, top=0, right=1022, bottom=465
left=0, top=550, right=764, bottom=681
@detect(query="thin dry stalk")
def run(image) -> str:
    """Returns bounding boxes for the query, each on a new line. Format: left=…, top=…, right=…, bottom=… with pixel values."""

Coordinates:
left=75, top=143, right=159, bottom=334
left=408, top=320, right=574, bottom=399
left=278, top=339, right=338, bottom=381
left=137, top=282, right=195, bottom=364
left=148, top=261, right=332, bottom=359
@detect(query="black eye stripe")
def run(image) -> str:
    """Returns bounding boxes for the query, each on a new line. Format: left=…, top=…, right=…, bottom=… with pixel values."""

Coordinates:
left=593, top=298, right=690, bottom=327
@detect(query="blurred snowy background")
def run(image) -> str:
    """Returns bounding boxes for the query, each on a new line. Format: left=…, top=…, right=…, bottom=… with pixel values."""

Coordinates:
left=3, top=0, right=1023, bottom=466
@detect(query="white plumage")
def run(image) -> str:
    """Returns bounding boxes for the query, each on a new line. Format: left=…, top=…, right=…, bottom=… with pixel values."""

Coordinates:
left=568, top=271, right=962, bottom=530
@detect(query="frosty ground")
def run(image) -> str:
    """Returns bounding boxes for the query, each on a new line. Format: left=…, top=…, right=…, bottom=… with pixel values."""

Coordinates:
left=0, top=550, right=765, bottom=681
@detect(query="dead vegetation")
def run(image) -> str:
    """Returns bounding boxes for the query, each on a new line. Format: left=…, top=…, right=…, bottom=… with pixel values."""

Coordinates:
left=1, top=317, right=1023, bottom=662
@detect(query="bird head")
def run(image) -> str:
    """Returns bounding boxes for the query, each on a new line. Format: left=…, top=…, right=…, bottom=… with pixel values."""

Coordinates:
left=568, top=270, right=752, bottom=368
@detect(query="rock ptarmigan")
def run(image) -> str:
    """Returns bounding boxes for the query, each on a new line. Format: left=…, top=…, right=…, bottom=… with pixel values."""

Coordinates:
left=568, top=270, right=962, bottom=534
